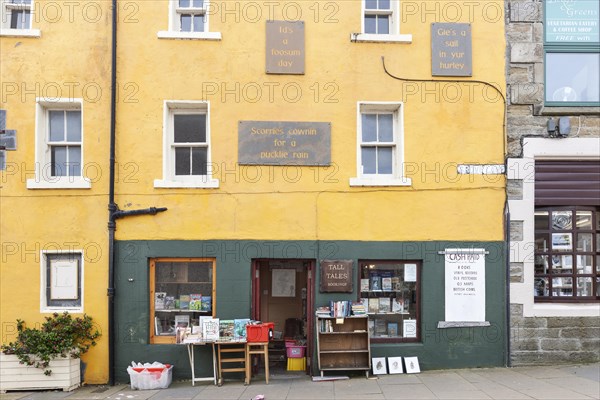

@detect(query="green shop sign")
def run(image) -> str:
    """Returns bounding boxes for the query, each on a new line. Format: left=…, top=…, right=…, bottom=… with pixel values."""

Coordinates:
left=546, top=0, right=599, bottom=43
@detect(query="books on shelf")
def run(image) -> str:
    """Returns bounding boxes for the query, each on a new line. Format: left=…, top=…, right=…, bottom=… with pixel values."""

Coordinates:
left=165, top=296, right=175, bottom=310
left=179, top=294, right=190, bottom=310
left=200, top=296, right=212, bottom=312
left=388, top=322, right=399, bottom=336
left=155, top=292, right=167, bottom=310
left=175, top=314, right=190, bottom=328
left=360, top=278, right=370, bottom=292
left=370, top=274, right=382, bottom=291
left=374, top=319, right=387, bottom=336
left=368, top=298, right=379, bottom=313
left=378, top=297, right=391, bottom=313
left=392, top=297, right=405, bottom=313
left=351, top=301, right=366, bottom=315
left=381, top=271, right=393, bottom=291
left=189, top=294, right=202, bottom=310
left=316, top=306, right=331, bottom=317
left=330, top=300, right=352, bottom=317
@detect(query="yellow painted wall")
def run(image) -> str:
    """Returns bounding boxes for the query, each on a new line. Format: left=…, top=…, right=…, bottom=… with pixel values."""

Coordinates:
left=1, top=0, right=505, bottom=384
left=0, top=1, right=111, bottom=383
left=114, top=0, right=506, bottom=242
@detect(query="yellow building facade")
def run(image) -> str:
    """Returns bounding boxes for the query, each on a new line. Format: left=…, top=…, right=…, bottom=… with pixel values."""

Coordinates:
left=1, top=0, right=506, bottom=384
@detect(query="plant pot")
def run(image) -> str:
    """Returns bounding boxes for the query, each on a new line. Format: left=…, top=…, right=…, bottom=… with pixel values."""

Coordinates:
left=0, top=353, right=81, bottom=393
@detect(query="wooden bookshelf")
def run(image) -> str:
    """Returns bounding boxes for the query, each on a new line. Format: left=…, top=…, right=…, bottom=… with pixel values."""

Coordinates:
left=316, top=315, right=370, bottom=377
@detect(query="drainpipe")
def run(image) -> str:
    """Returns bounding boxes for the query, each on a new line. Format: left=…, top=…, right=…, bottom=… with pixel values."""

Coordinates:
left=107, top=0, right=118, bottom=385
left=505, top=201, right=511, bottom=367
left=107, top=0, right=167, bottom=385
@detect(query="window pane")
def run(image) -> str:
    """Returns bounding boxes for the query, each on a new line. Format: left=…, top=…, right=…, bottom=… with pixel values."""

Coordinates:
left=551, top=255, right=572, bottom=272
left=535, top=255, right=549, bottom=274
left=51, top=146, right=67, bottom=177
left=377, top=15, right=389, bottom=34
left=378, top=0, right=390, bottom=9
left=546, top=53, right=600, bottom=103
left=535, top=211, right=549, bottom=230
left=577, top=277, right=593, bottom=297
left=535, top=233, right=548, bottom=251
left=175, top=147, right=191, bottom=175
left=180, top=14, right=192, bottom=31
left=174, top=114, right=206, bottom=143
left=192, top=0, right=204, bottom=7
left=10, top=10, right=30, bottom=29
left=191, top=147, right=208, bottom=175
left=377, top=147, right=393, bottom=174
left=193, top=15, right=204, bottom=32
left=361, top=147, right=376, bottom=174
left=576, top=211, right=593, bottom=229
left=534, top=277, right=549, bottom=296
left=552, top=211, right=572, bottom=230
left=552, top=277, right=572, bottom=297
left=66, top=111, right=81, bottom=142
left=597, top=255, right=600, bottom=273
left=577, top=255, right=593, bottom=273
left=179, top=0, right=190, bottom=7
left=49, top=111, right=64, bottom=141
left=577, top=233, right=593, bottom=252
left=378, top=114, right=393, bottom=142
left=552, top=233, right=572, bottom=252
left=597, top=211, right=600, bottom=229
left=68, top=147, right=81, bottom=177
left=364, top=15, right=376, bottom=34
left=365, top=0, right=377, bottom=9
left=362, top=114, right=377, bottom=142
left=11, top=0, right=32, bottom=4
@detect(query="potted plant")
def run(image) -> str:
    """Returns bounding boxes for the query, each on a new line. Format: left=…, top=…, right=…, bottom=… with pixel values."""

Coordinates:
left=0, top=312, right=100, bottom=393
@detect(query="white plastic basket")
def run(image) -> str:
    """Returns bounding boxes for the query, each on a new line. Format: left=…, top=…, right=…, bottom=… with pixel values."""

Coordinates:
left=127, top=364, right=173, bottom=390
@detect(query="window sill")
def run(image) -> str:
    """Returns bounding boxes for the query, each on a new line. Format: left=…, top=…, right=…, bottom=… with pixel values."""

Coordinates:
left=157, top=31, right=222, bottom=41
left=349, top=177, right=412, bottom=187
left=535, top=106, right=600, bottom=116
left=0, top=28, right=41, bottom=38
left=350, top=33, right=412, bottom=43
left=154, top=178, right=220, bottom=189
left=41, top=307, right=83, bottom=313
left=27, top=177, right=92, bottom=189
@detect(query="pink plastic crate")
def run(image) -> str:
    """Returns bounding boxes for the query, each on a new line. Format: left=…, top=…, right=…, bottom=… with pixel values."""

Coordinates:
left=286, top=345, right=305, bottom=358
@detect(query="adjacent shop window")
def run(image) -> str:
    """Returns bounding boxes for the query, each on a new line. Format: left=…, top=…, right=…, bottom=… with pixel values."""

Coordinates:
left=544, top=1, right=600, bottom=106
left=41, top=252, right=83, bottom=312
left=154, top=101, right=219, bottom=188
left=359, top=261, right=420, bottom=341
left=350, top=102, right=411, bottom=187
left=27, top=99, right=91, bottom=189
left=150, top=258, right=216, bottom=344
left=534, top=207, right=599, bottom=301
left=158, top=0, right=221, bottom=40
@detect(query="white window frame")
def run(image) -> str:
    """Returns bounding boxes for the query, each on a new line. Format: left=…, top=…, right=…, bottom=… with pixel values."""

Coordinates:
left=40, top=251, right=84, bottom=313
left=0, top=0, right=40, bottom=37
left=350, top=102, right=411, bottom=187
left=27, top=98, right=91, bottom=189
left=158, top=0, right=221, bottom=41
left=351, top=0, right=411, bottom=43
left=154, top=100, right=219, bottom=188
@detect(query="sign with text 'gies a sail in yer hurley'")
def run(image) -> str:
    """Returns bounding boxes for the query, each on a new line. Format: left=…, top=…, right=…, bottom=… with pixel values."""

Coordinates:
left=431, top=23, right=472, bottom=76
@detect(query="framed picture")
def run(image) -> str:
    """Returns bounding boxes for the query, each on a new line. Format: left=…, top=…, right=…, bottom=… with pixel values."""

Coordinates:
left=404, top=356, right=420, bottom=373
left=372, top=357, right=387, bottom=375
left=388, top=357, right=404, bottom=374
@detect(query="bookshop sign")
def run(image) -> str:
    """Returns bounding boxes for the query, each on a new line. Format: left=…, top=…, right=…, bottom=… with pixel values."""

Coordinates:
left=443, top=249, right=486, bottom=323
left=320, top=260, right=353, bottom=293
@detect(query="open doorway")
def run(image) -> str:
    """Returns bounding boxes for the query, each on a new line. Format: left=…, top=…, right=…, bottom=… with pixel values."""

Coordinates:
left=251, top=259, right=314, bottom=374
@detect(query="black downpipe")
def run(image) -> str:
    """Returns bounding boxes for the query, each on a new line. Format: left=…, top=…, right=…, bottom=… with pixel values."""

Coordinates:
left=505, top=202, right=512, bottom=367
left=107, top=0, right=118, bottom=386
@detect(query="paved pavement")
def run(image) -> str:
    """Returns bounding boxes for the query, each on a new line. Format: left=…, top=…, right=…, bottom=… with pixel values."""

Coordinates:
left=1, top=363, right=598, bottom=400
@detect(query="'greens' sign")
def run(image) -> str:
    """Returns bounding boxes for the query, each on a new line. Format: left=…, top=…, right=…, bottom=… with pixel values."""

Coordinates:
left=546, top=0, right=599, bottom=43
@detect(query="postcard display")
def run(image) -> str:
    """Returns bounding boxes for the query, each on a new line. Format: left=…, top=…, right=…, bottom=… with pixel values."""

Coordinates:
left=359, top=263, right=418, bottom=339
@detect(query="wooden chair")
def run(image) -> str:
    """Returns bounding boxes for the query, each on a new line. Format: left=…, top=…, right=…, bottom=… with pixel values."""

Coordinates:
left=245, top=342, right=269, bottom=384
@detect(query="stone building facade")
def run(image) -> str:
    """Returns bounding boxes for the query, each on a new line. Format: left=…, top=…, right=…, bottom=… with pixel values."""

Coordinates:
left=505, top=0, right=600, bottom=365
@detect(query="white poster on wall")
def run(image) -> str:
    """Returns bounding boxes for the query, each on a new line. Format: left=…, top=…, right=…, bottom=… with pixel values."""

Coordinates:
left=272, top=269, right=296, bottom=297
left=444, top=249, right=486, bottom=322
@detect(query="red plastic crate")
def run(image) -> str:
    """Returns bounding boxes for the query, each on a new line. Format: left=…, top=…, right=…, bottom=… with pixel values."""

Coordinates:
left=246, top=322, right=274, bottom=342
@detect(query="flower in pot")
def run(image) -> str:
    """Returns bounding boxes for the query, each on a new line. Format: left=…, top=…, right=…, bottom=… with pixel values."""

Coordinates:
left=1, top=312, right=100, bottom=376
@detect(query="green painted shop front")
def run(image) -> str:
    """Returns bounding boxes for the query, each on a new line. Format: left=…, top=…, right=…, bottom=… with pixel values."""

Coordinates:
left=113, top=240, right=506, bottom=384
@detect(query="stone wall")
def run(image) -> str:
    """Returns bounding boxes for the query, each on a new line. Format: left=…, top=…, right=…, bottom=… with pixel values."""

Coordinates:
left=506, top=0, right=600, bottom=366
left=505, top=0, right=600, bottom=158
left=510, top=305, right=600, bottom=365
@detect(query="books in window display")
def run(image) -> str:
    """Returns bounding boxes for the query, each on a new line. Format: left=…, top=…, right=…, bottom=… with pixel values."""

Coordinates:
left=164, top=296, right=176, bottom=310
left=378, top=297, right=391, bottom=313
left=392, top=297, right=405, bottom=313
left=374, top=319, right=387, bottom=336
left=370, top=274, right=382, bottom=291
left=189, top=294, right=202, bottom=310
left=368, top=298, right=379, bottom=314
left=179, top=294, right=190, bottom=310
left=380, top=271, right=393, bottom=291
left=360, top=278, right=370, bottom=292
left=388, top=322, right=399, bottom=337
left=200, top=296, right=212, bottom=312
left=155, top=292, right=167, bottom=310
